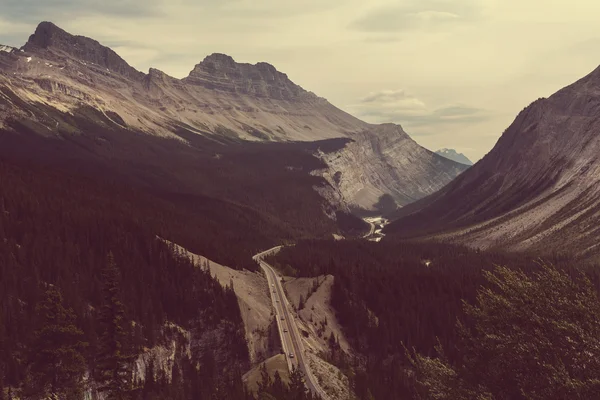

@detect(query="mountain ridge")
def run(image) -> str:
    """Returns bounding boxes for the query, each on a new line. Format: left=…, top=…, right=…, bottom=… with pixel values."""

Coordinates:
left=385, top=63, right=600, bottom=260
left=0, top=21, right=468, bottom=211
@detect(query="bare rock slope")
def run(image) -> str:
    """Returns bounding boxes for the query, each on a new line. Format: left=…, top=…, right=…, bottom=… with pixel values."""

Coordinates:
left=387, top=64, right=600, bottom=260
left=0, top=21, right=466, bottom=210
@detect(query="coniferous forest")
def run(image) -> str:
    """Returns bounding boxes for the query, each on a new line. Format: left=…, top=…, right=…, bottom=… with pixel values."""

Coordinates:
left=0, top=159, right=251, bottom=399
left=0, top=110, right=364, bottom=398
left=268, top=240, right=600, bottom=399
left=5, top=144, right=600, bottom=400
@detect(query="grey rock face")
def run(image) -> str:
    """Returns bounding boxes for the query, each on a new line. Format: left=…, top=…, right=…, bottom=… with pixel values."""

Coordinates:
left=317, top=124, right=469, bottom=210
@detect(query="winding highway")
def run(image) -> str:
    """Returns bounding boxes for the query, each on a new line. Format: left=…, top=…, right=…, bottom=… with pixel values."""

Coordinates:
left=253, top=247, right=329, bottom=400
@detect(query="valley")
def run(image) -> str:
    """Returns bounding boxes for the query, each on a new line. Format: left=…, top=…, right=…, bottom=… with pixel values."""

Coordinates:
left=3, top=10, right=600, bottom=400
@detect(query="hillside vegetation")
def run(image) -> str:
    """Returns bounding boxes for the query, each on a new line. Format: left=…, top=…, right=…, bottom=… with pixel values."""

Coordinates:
left=269, top=240, right=599, bottom=399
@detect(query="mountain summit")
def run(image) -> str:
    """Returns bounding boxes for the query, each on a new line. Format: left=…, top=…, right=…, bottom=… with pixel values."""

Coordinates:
left=23, top=21, right=143, bottom=80
left=386, top=64, right=600, bottom=259
left=435, top=148, right=473, bottom=165
left=183, top=53, right=314, bottom=101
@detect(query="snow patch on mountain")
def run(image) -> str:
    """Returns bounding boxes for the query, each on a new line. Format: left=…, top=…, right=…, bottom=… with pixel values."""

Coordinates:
left=0, top=45, right=15, bottom=53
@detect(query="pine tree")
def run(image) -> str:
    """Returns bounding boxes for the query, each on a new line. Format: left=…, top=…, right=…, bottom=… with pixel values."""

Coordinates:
left=257, top=362, right=272, bottom=394
left=409, top=265, right=600, bottom=400
left=29, top=286, right=87, bottom=399
left=271, top=370, right=286, bottom=399
left=288, top=366, right=307, bottom=400
left=96, top=253, right=133, bottom=399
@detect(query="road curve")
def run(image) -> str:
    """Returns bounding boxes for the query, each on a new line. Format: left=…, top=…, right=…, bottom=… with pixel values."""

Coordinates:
left=253, top=247, right=329, bottom=400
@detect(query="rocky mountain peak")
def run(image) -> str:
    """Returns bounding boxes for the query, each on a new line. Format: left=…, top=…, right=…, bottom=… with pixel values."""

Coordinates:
left=184, top=52, right=311, bottom=100
left=23, top=21, right=62, bottom=49
left=23, top=21, right=143, bottom=80
left=199, top=53, right=238, bottom=69
left=435, top=148, right=473, bottom=165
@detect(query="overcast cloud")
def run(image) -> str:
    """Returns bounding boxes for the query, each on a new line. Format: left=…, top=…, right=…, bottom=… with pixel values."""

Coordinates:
left=2, top=0, right=600, bottom=161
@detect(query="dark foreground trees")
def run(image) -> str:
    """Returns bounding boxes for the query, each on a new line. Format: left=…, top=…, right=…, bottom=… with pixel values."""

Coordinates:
left=0, top=160, right=249, bottom=398
left=27, top=287, right=87, bottom=399
left=257, top=364, right=318, bottom=400
left=96, top=253, right=132, bottom=399
left=410, top=265, right=600, bottom=400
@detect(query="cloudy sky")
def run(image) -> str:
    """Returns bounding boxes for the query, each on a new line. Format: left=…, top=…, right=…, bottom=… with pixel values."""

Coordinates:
left=2, top=0, right=600, bottom=161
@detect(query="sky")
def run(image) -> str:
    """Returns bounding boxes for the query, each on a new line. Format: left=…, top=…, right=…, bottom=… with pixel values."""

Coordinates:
left=2, top=0, right=600, bottom=161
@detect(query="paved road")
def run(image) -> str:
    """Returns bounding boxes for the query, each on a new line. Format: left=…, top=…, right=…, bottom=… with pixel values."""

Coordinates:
left=253, top=247, right=329, bottom=400
left=363, top=220, right=376, bottom=238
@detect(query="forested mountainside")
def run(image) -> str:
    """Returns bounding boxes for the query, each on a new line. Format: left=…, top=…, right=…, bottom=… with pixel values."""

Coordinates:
left=386, top=63, right=600, bottom=261
left=0, top=159, right=252, bottom=399
left=268, top=240, right=596, bottom=399
left=0, top=104, right=368, bottom=270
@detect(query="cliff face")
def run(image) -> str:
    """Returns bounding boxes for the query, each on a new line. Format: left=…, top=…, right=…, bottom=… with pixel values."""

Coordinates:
left=386, top=64, right=600, bottom=259
left=317, top=124, right=468, bottom=210
left=0, top=21, right=467, bottom=211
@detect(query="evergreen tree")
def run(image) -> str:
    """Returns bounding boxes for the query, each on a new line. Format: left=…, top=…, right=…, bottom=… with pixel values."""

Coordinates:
left=288, top=366, right=308, bottom=400
left=257, top=362, right=272, bottom=395
left=410, top=265, right=600, bottom=400
left=96, top=253, right=132, bottom=399
left=0, top=371, right=4, bottom=400
left=29, top=286, right=87, bottom=399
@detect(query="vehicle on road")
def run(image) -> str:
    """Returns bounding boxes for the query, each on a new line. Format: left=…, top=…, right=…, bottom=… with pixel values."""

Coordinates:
left=280, top=316, right=285, bottom=320
left=289, top=353, right=294, bottom=358
left=283, top=328, right=288, bottom=332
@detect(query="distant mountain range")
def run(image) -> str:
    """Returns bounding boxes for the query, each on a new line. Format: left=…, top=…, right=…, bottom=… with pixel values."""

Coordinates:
left=435, top=148, right=473, bottom=165
left=0, top=21, right=468, bottom=215
left=386, top=63, right=600, bottom=261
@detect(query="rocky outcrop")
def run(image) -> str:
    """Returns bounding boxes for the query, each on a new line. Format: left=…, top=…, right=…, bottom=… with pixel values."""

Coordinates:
left=386, top=64, right=600, bottom=260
